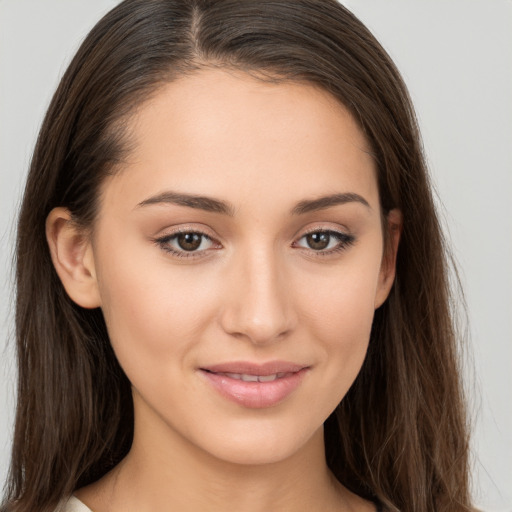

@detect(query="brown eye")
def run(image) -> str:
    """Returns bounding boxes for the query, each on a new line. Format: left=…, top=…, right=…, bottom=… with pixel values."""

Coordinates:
left=177, top=233, right=203, bottom=251
left=294, top=230, right=355, bottom=254
left=155, top=230, right=218, bottom=258
left=305, top=232, right=331, bottom=250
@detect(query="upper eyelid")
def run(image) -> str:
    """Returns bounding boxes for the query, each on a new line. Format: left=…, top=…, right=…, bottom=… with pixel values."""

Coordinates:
left=294, top=229, right=354, bottom=246
left=299, top=226, right=348, bottom=236
left=154, top=232, right=219, bottom=259
left=292, top=223, right=352, bottom=241
left=158, top=231, right=219, bottom=247
left=156, top=224, right=219, bottom=240
left=154, top=223, right=353, bottom=246
left=155, top=224, right=351, bottom=241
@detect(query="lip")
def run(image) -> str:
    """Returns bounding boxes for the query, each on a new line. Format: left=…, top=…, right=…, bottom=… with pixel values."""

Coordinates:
left=199, top=361, right=309, bottom=409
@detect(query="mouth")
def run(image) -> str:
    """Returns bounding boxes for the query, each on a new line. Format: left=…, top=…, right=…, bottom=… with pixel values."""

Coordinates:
left=205, top=371, right=293, bottom=382
left=199, top=361, right=309, bottom=409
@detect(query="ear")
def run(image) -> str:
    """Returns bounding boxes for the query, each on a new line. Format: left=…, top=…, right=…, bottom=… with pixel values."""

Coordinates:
left=46, top=207, right=101, bottom=309
left=374, top=208, right=402, bottom=309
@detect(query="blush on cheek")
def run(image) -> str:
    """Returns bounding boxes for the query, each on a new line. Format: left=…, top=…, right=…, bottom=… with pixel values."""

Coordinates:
left=315, top=294, right=375, bottom=374
left=310, top=278, right=377, bottom=334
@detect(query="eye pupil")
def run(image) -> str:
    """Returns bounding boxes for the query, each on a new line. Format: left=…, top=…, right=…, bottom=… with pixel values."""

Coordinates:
left=306, top=232, right=330, bottom=250
left=177, top=233, right=202, bottom=251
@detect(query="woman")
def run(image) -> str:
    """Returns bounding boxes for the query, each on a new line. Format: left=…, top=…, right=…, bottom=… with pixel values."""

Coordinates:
left=2, top=0, right=474, bottom=511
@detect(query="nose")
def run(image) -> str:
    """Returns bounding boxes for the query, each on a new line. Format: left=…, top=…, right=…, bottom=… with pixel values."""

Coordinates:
left=219, top=246, right=297, bottom=345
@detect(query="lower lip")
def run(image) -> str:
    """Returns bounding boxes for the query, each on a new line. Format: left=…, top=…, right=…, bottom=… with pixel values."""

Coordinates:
left=200, top=369, right=308, bottom=409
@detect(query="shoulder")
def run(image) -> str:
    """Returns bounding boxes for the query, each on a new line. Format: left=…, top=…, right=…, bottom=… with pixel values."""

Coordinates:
left=57, top=496, right=94, bottom=512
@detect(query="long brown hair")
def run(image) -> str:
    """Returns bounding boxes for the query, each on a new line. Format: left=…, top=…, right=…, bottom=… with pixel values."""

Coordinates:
left=4, top=1, right=472, bottom=511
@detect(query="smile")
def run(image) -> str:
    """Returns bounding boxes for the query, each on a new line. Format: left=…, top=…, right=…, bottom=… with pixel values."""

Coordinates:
left=214, top=372, right=291, bottom=382
left=199, top=361, right=309, bottom=409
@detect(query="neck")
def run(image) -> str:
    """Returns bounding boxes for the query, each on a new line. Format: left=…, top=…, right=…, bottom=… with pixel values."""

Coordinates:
left=116, top=426, right=344, bottom=511
left=77, top=394, right=369, bottom=512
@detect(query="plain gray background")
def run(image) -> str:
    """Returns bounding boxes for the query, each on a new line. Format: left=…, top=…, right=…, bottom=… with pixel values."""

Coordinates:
left=1, top=1, right=511, bottom=510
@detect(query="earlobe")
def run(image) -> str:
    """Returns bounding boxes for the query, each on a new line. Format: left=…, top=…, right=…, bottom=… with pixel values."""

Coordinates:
left=46, top=207, right=101, bottom=309
left=374, top=208, right=402, bottom=309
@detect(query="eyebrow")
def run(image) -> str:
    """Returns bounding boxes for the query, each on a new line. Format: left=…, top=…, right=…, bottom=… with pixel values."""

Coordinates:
left=137, top=190, right=370, bottom=216
left=137, top=191, right=236, bottom=216
left=291, top=193, right=371, bottom=215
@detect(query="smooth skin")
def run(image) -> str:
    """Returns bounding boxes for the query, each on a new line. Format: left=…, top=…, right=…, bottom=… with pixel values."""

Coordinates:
left=47, top=69, right=401, bottom=512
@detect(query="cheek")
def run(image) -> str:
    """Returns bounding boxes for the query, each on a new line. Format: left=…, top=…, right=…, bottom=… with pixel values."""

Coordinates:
left=297, top=251, right=382, bottom=391
left=94, top=242, right=221, bottom=377
left=300, top=249, right=381, bottom=334
left=319, top=285, right=375, bottom=371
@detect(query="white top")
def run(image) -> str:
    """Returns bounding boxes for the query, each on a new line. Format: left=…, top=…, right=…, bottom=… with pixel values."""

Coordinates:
left=60, top=496, right=93, bottom=512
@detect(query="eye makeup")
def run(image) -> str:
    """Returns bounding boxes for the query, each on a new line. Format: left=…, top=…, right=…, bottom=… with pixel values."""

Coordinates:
left=152, top=224, right=356, bottom=261
left=293, top=229, right=355, bottom=256
left=153, top=229, right=221, bottom=259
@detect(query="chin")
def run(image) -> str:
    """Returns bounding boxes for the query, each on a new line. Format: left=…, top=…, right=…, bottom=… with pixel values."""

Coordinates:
left=192, top=418, right=324, bottom=467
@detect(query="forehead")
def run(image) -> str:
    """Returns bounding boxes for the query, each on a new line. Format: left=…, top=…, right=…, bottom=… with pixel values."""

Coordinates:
left=102, top=68, right=379, bottom=212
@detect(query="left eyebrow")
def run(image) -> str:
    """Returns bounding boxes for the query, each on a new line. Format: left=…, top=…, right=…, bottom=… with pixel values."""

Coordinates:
left=291, top=193, right=371, bottom=215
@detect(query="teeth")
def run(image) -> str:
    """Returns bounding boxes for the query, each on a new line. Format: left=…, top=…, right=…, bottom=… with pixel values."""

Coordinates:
left=241, top=374, right=259, bottom=382
left=258, top=374, right=278, bottom=382
left=222, top=373, right=280, bottom=382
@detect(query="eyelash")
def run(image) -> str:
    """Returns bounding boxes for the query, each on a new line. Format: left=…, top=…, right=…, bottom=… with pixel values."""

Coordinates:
left=293, top=229, right=355, bottom=256
left=153, top=228, right=355, bottom=260
left=153, top=229, right=219, bottom=259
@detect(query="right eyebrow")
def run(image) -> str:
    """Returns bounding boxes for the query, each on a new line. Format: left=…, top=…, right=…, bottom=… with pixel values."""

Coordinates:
left=136, top=191, right=235, bottom=216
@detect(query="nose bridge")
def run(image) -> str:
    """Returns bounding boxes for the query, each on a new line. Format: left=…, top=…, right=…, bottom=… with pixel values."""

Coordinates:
left=220, top=242, right=295, bottom=344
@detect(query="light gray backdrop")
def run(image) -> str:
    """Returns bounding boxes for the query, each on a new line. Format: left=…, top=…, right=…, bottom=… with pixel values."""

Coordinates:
left=1, top=1, right=511, bottom=510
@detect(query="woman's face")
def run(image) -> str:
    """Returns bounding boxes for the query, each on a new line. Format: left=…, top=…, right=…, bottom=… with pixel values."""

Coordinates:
left=82, top=69, right=398, bottom=465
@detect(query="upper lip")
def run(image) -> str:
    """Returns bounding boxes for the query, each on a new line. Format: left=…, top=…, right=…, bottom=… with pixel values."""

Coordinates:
left=200, top=361, right=308, bottom=376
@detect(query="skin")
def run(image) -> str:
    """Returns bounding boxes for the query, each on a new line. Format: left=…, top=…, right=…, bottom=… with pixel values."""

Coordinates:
left=47, top=69, right=401, bottom=512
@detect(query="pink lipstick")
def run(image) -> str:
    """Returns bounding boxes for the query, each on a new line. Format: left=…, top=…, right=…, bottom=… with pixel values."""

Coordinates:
left=199, top=361, right=309, bottom=408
